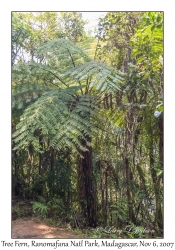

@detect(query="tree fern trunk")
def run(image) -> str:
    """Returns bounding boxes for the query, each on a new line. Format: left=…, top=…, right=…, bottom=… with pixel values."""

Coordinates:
left=77, top=135, right=97, bottom=227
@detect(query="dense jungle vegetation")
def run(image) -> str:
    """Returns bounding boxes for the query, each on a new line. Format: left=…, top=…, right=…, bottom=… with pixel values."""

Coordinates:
left=12, top=11, right=163, bottom=238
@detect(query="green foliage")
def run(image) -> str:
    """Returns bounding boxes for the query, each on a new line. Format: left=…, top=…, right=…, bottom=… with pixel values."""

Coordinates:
left=12, top=201, right=32, bottom=220
left=130, top=12, right=163, bottom=81
left=12, top=39, right=124, bottom=154
left=12, top=12, right=163, bottom=238
left=47, top=198, right=65, bottom=216
left=156, top=103, right=163, bottom=112
left=59, top=12, right=87, bottom=42
left=31, top=197, right=66, bottom=220
left=46, top=159, right=72, bottom=198
left=32, top=202, right=48, bottom=218
left=13, top=87, right=98, bottom=153
left=124, top=222, right=148, bottom=238
left=12, top=205, right=25, bottom=219
left=110, top=198, right=128, bottom=222
left=65, top=61, right=124, bottom=93
left=12, top=13, right=30, bottom=64
left=12, top=12, right=88, bottom=64
left=37, top=39, right=90, bottom=69
left=31, top=199, right=48, bottom=218
left=96, top=12, right=139, bottom=69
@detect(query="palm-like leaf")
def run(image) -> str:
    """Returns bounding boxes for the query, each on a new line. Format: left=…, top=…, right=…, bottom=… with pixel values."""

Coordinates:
left=12, top=87, right=99, bottom=152
left=12, top=39, right=124, bottom=154
left=64, top=61, right=124, bottom=93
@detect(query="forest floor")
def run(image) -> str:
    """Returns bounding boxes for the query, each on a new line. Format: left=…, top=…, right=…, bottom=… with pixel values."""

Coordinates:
left=12, top=218, right=82, bottom=239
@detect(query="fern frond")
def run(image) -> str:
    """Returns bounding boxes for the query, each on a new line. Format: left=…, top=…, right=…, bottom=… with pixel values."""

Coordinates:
left=13, top=87, right=99, bottom=153
left=77, top=37, right=99, bottom=58
left=12, top=39, right=125, bottom=156
left=31, top=201, right=48, bottom=218
left=12, top=62, right=56, bottom=110
left=12, top=85, right=50, bottom=110
left=65, top=61, right=125, bottom=93
left=37, top=39, right=91, bottom=68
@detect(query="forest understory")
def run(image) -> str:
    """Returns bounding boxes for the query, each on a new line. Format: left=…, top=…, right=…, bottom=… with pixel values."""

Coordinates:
left=12, top=11, right=163, bottom=239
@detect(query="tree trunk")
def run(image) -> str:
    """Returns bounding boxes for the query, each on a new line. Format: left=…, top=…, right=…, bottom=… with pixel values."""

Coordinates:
left=125, top=158, right=136, bottom=223
left=101, top=162, right=108, bottom=225
left=158, top=113, right=163, bottom=179
left=124, top=108, right=136, bottom=224
left=27, top=144, right=34, bottom=200
left=149, top=138, right=163, bottom=233
left=77, top=135, right=97, bottom=227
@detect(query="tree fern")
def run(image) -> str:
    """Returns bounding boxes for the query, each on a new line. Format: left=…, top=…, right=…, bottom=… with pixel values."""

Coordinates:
left=77, top=37, right=99, bottom=59
left=13, top=87, right=99, bottom=153
left=31, top=201, right=48, bottom=218
left=64, top=61, right=124, bottom=93
left=12, top=62, right=55, bottom=111
left=36, top=39, right=91, bottom=70
left=12, top=39, right=124, bottom=154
